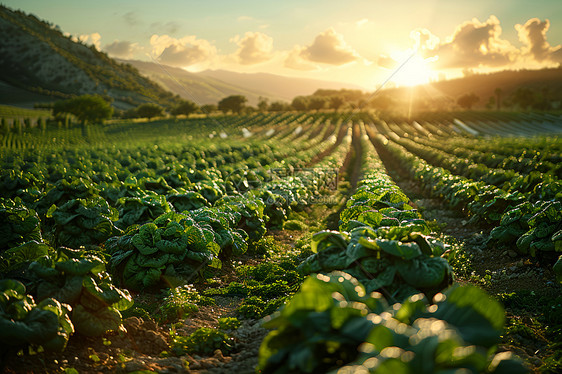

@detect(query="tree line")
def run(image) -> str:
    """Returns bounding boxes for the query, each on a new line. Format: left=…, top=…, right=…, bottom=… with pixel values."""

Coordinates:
left=47, top=83, right=562, bottom=124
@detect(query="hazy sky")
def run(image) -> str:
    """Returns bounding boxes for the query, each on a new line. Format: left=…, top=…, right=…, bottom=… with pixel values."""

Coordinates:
left=3, top=0, right=562, bottom=89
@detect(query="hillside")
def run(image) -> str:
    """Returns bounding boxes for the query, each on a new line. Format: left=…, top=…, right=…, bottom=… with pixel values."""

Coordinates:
left=0, top=6, right=178, bottom=109
left=119, top=60, right=278, bottom=106
left=199, top=70, right=364, bottom=102
left=122, top=60, right=365, bottom=106
left=382, top=67, right=562, bottom=110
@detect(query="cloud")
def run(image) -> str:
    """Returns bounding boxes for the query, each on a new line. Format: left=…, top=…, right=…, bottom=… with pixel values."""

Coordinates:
left=231, top=32, right=273, bottom=65
left=516, top=18, right=562, bottom=63
left=150, top=34, right=217, bottom=67
left=284, top=47, right=318, bottom=70
left=150, top=21, right=181, bottom=35
left=79, top=32, right=101, bottom=50
left=237, top=16, right=254, bottom=22
left=299, top=28, right=362, bottom=65
left=419, top=16, right=517, bottom=69
left=104, top=40, right=140, bottom=59
left=123, top=11, right=139, bottom=26
left=356, top=19, right=369, bottom=28
left=377, top=55, right=397, bottom=69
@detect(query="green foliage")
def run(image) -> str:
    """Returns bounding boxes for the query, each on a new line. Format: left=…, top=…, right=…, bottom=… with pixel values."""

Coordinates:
left=46, top=197, right=121, bottom=248
left=299, top=225, right=452, bottom=303
left=0, top=279, right=74, bottom=352
left=170, top=326, right=235, bottom=356
left=115, top=194, right=172, bottom=229
left=258, top=272, right=525, bottom=374
left=53, top=95, right=113, bottom=124
left=218, top=95, right=247, bottom=114
left=0, top=198, right=43, bottom=251
left=135, top=103, right=164, bottom=119
left=156, top=284, right=214, bottom=323
left=28, top=248, right=133, bottom=337
left=170, top=100, right=198, bottom=116
left=218, top=317, right=240, bottom=330
left=457, top=92, right=480, bottom=109
left=106, top=211, right=222, bottom=290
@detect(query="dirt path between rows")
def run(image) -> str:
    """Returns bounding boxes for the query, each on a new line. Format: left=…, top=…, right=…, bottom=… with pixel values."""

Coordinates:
left=370, top=134, right=561, bottom=373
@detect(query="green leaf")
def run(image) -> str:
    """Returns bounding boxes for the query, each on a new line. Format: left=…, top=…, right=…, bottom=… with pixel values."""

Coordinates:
left=428, top=285, right=505, bottom=348
left=311, top=230, right=348, bottom=253
left=72, top=304, right=122, bottom=337
left=395, top=256, right=451, bottom=289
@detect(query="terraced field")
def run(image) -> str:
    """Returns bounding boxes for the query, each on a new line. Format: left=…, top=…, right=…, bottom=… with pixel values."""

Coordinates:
left=0, top=111, right=560, bottom=373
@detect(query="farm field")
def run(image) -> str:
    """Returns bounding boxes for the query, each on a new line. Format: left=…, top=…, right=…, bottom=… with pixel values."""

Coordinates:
left=1, top=111, right=561, bottom=373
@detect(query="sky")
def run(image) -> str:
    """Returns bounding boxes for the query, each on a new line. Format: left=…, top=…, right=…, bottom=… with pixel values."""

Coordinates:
left=2, top=0, right=562, bottom=90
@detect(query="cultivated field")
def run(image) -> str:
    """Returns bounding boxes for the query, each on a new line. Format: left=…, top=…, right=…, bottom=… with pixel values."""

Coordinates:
left=1, top=111, right=560, bottom=373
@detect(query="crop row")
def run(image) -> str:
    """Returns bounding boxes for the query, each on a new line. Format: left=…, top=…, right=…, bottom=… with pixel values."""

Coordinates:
left=368, top=125, right=561, bottom=270
left=258, top=123, right=525, bottom=373
left=379, top=123, right=559, bottom=192
left=0, top=114, right=355, bottom=353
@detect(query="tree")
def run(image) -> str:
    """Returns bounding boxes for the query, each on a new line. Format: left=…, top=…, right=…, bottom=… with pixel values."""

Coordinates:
left=136, top=103, right=164, bottom=119
left=457, top=93, right=479, bottom=110
left=329, top=95, right=345, bottom=111
left=308, top=96, right=328, bottom=111
left=291, top=96, right=309, bottom=111
left=494, top=87, right=502, bottom=110
left=257, top=97, right=269, bottom=112
left=171, top=100, right=198, bottom=116
left=53, top=94, right=113, bottom=124
left=201, top=104, right=217, bottom=115
left=218, top=95, right=247, bottom=114
left=269, top=101, right=289, bottom=111
left=510, top=87, right=534, bottom=110
left=486, top=96, right=496, bottom=110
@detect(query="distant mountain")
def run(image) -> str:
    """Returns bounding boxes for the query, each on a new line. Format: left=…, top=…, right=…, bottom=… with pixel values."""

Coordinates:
left=0, top=5, right=178, bottom=109
left=119, top=60, right=277, bottom=106
left=122, top=61, right=364, bottom=106
left=198, top=70, right=364, bottom=103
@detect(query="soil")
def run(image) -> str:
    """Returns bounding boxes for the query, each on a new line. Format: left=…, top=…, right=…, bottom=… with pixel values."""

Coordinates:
left=375, top=140, right=561, bottom=373
left=4, top=128, right=558, bottom=373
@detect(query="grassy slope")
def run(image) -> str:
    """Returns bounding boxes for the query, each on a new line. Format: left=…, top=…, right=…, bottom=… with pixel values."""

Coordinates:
left=0, top=6, right=179, bottom=110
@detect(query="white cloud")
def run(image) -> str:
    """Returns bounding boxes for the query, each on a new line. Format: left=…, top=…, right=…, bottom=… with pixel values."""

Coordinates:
left=150, top=34, right=217, bottom=67
left=284, top=46, right=318, bottom=70
left=299, top=28, right=362, bottom=65
left=417, top=16, right=518, bottom=69
left=79, top=32, right=101, bottom=50
left=104, top=40, right=141, bottom=59
left=231, top=32, right=273, bottom=65
left=516, top=18, right=562, bottom=63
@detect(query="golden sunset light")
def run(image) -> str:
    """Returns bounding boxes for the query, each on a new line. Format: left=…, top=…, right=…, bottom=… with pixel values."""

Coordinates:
left=0, top=1, right=561, bottom=373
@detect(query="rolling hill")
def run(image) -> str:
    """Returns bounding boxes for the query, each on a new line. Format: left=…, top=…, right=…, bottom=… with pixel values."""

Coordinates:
left=0, top=5, right=178, bottom=110
left=121, top=60, right=364, bottom=106
left=383, top=67, right=562, bottom=110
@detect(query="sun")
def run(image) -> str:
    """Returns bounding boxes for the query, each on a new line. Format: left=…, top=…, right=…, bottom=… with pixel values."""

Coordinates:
left=389, top=50, right=435, bottom=87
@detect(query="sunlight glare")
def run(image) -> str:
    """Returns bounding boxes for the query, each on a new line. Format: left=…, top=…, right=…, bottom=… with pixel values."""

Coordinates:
left=390, top=50, right=435, bottom=87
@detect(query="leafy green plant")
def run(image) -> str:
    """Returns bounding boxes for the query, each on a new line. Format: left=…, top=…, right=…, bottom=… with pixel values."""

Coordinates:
left=115, top=195, right=173, bottom=230
left=46, top=197, right=121, bottom=248
left=258, top=271, right=526, bottom=374
left=156, top=284, right=214, bottom=323
left=0, top=197, right=43, bottom=251
left=0, top=279, right=74, bottom=352
left=106, top=212, right=221, bottom=290
left=218, top=317, right=240, bottom=330
left=28, top=247, right=133, bottom=336
left=170, top=326, right=235, bottom=356
left=215, top=196, right=267, bottom=242
left=34, top=178, right=99, bottom=217
left=298, top=225, right=452, bottom=303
